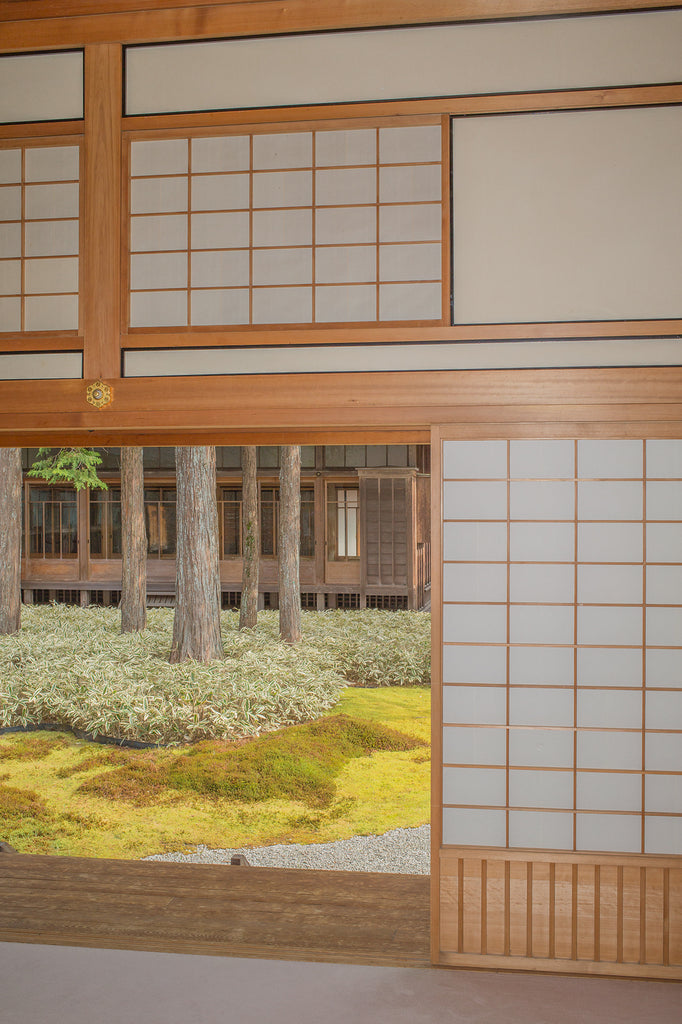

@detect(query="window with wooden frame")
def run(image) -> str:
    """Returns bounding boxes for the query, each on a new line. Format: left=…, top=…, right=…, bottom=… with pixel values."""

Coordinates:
left=143, top=486, right=177, bottom=558
left=27, top=485, right=78, bottom=559
left=220, top=487, right=242, bottom=558
left=0, top=140, right=81, bottom=334
left=89, top=488, right=122, bottom=560
left=260, top=486, right=315, bottom=557
left=327, top=485, right=359, bottom=560
left=126, top=120, right=445, bottom=331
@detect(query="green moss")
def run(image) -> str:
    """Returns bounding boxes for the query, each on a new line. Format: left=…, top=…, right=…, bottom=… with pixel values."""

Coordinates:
left=80, top=714, right=425, bottom=809
left=0, top=689, right=431, bottom=858
left=0, top=781, right=49, bottom=818
left=0, top=732, right=70, bottom=761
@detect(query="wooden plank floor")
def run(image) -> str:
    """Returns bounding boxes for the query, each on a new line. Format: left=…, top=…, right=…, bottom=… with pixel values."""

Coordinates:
left=0, top=854, right=431, bottom=968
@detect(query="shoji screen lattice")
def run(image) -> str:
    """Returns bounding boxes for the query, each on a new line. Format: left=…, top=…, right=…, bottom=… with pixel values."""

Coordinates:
left=127, top=123, right=443, bottom=329
left=0, top=143, right=80, bottom=333
left=442, top=439, right=681, bottom=856
left=437, top=437, right=682, bottom=978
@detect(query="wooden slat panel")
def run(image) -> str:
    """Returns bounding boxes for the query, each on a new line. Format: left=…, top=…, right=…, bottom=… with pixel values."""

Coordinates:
left=598, top=864, right=619, bottom=963
left=462, top=858, right=482, bottom=954
left=554, top=862, right=574, bottom=959
left=622, top=866, right=643, bottom=964
left=439, top=865, right=460, bottom=954
left=439, top=849, right=682, bottom=977
left=508, top=860, right=528, bottom=957
left=531, top=862, right=551, bottom=959
left=645, top=867, right=665, bottom=965
left=576, top=863, right=596, bottom=961
left=485, top=858, right=506, bottom=956
left=669, top=868, right=682, bottom=967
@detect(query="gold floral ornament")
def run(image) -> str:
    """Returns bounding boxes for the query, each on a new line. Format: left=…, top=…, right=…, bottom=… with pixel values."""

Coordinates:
left=86, top=380, right=113, bottom=409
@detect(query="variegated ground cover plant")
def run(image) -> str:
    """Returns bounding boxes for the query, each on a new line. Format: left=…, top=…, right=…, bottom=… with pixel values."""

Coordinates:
left=0, top=607, right=430, bottom=746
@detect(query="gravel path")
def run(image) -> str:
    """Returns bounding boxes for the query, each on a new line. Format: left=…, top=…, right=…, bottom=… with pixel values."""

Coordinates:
left=144, top=825, right=430, bottom=874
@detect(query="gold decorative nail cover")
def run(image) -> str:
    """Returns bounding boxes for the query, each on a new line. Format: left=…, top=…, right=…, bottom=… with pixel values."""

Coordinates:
left=86, top=380, right=113, bottom=409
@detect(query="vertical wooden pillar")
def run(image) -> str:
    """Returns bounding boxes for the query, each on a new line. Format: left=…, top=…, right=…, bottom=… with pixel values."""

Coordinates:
left=83, top=44, right=122, bottom=382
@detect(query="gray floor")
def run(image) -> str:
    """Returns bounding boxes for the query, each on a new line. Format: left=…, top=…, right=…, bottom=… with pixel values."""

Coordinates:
left=0, top=942, right=680, bottom=1024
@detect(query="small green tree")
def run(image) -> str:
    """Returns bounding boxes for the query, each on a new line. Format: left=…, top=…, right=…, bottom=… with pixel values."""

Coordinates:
left=27, top=447, right=108, bottom=492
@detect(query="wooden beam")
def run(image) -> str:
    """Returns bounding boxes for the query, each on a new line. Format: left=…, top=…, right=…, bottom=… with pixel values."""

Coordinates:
left=2, top=1, right=681, bottom=49
left=83, top=43, right=122, bottom=381
left=2, top=368, right=682, bottom=445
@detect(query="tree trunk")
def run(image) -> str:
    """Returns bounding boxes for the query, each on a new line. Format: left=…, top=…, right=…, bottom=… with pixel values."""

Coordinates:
left=120, top=446, right=147, bottom=633
left=239, top=445, right=259, bottom=630
left=170, top=446, right=223, bottom=663
left=0, top=448, right=22, bottom=635
left=278, top=445, right=301, bottom=643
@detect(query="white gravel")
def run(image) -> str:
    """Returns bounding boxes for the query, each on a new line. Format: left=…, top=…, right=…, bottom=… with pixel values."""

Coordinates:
left=144, top=824, right=430, bottom=874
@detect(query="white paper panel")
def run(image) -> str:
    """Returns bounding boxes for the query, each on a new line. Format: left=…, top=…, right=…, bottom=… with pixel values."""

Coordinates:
left=191, top=136, right=249, bottom=173
left=130, top=139, right=188, bottom=177
left=442, top=808, right=506, bottom=847
left=24, top=294, right=78, bottom=331
left=509, top=770, right=573, bottom=810
left=453, top=106, right=682, bottom=323
left=24, top=220, right=79, bottom=257
left=577, top=772, right=641, bottom=812
left=190, top=288, right=249, bottom=326
left=0, top=186, right=21, bottom=221
left=315, top=284, right=375, bottom=323
left=24, top=146, right=79, bottom=183
left=129, top=290, right=187, bottom=328
left=315, top=246, right=376, bottom=285
left=0, top=150, right=21, bottom=184
left=0, top=260, right=20, bottom=295
left=123, top=339, right=682, bottom=377
left=0, top=351, right=81, bottom=378
left=130, top=252, right=187, bottom=291
left=191, top=250, right=249, bottom=289
left=379, top=282, right=441, bottom=321
left=252, top=248, right=312, bottom=286
left=0, top=223, right=22, bottom=258
left=125, top=13, right=682, bottom=115
left=576, top=813, right=641, bottom=854
left=509, top=810, right=574, bottom=850
left=251, top=286, right=311, bottom=324
left=0, top=52, right=83, bottom=124
left=0, top=296, right=20, bottom=331
left=24, top=257, right=78, bottom=295
left=25, top=183, right=79, bottom=220
left=191, top=174, right=249, bottom=212
left=315, top=130, right=376, bottom=167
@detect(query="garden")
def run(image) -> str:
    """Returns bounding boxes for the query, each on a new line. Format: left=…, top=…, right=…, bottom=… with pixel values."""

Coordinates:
left=0, top=606, right=431, bottom=860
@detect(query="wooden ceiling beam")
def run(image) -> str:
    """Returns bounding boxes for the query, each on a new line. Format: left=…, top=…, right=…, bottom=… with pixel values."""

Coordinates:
left=2, top=1, right=681, bottom=50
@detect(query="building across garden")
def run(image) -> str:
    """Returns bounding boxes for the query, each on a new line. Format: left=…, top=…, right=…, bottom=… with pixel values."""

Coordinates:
left=20, top=444, right=431, bottom=612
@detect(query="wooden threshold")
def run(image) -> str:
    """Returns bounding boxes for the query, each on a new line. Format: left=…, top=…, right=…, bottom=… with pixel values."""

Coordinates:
left=0, top=853, right=431, bottom=969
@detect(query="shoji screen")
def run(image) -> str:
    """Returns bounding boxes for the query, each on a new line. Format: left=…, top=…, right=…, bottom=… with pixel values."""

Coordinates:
left=0, top=143, right=80, bottom=334
left=127, top=123, right=443, bottom=329
left=437, top=436, right=682, bottom=978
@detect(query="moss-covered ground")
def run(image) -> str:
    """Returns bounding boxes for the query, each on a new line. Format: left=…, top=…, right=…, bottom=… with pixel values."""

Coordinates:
left=0, top=686, right=430, bottom=859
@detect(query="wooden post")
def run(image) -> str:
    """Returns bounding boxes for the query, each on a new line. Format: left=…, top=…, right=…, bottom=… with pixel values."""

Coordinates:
left=83, top=44, right=122, bottom=382
left=278, top=445, right=301, bottom=643
left=121, top=446, right=147, bottom=632
left=239, top=445, right=259, bottom=630
left=170, top=446, right=222, bottom=663
left=0, top=448, right=22, bottom=634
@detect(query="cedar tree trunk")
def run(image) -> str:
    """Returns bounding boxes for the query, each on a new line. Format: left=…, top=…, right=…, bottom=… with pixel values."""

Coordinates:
left=278, top=445, right=301, bottom=643
left=120, top=446, right=147, bottom=633
left=0, top=448, right=22, bottom=634
left=170, top=445, right=223, bottom=663
left=239, top=445, right=259, bottom=630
